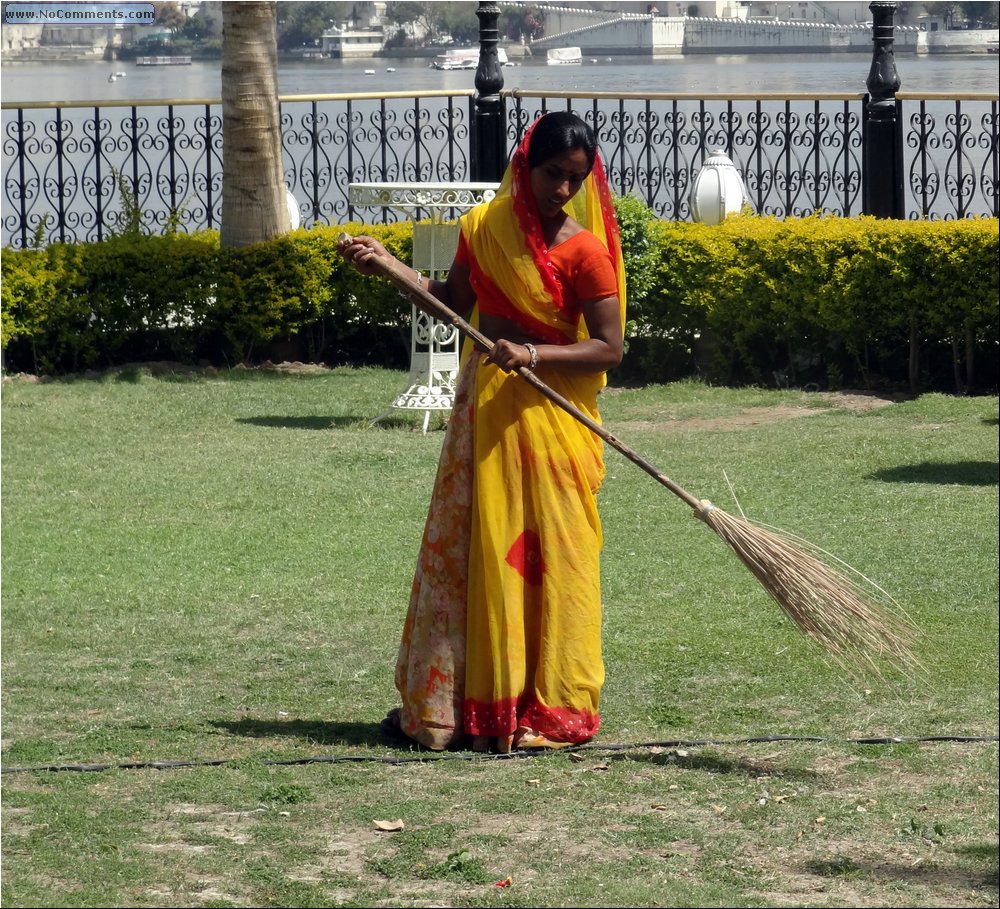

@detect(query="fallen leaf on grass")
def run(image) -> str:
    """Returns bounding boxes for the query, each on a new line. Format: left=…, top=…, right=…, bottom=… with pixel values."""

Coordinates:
left=495, top=876, right=513, bottom=887
left=372, top=819, right=405, bottom=832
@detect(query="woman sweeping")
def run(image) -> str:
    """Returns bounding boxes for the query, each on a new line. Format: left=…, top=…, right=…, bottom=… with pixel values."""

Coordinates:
left=339, top=111, right=627, bottom=752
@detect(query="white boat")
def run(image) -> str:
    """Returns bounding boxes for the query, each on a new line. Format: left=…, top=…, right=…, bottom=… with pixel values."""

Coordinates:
left=547, top=47, right=583, bottom=66
left=433, top=47, right=509, bottom=71
left=135, top=55, right=192, bottom=66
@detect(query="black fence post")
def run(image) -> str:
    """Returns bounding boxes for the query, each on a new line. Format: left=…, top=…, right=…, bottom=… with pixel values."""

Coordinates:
left=472, top=2, right=506, bottom=182
left=862, top=1, right=905, bottom=218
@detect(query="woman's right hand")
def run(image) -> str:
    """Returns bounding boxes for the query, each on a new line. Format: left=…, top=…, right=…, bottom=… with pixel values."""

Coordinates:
left=337, top=234, right=391, bottom=277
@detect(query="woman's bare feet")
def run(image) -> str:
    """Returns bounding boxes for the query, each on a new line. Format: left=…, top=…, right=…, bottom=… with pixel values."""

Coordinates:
left=471, top=734, right=515, bottom=753
left=513, top=726, right=573, bottom=750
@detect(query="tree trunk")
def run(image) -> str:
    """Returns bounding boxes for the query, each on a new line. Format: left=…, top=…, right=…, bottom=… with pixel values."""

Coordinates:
left=951, top=337, right=964, bottom=395
left=964, top=324, right=976, bottom=392
left=908, top=318, right=920, bottom=396
left=221, top=1, right=288, bottom=248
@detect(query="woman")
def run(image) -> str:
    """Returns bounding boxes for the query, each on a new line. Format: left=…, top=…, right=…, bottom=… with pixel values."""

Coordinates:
left=339, top=111, right=626, bottom=752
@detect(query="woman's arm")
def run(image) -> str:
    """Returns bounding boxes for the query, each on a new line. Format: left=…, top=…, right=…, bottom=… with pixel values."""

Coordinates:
left=336, top=234, right=475, bottom=317
left=484, top=295, right=623, bottom=375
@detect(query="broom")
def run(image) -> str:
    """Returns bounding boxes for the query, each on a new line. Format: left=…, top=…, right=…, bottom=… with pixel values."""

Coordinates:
left=340, top=233, right=920, bottom=677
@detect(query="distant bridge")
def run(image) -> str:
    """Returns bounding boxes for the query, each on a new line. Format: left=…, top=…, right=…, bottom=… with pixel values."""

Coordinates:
left=509, top=3, right=923, bottom=55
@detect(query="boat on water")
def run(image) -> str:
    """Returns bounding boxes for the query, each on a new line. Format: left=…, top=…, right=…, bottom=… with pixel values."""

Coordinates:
left=432, top=47, right=509, bottom=70
left=546, top=47, right=583, bottom=66
left=135, top=55, right=193, bottom=66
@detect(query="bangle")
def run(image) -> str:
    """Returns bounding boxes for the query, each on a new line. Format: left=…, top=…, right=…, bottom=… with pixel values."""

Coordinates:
left=397, top=262, right=422, bottom=298
left=524, top=342, right=538, bottom=370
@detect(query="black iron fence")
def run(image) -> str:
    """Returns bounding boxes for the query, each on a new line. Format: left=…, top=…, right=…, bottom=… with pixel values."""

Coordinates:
left=2, top=88, right=997, bottom=248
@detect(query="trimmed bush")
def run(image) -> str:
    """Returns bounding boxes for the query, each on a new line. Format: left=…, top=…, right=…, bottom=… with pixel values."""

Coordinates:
left=634, top=215, right=998, bottom=393
left=3, top=214, right=997, bottom=393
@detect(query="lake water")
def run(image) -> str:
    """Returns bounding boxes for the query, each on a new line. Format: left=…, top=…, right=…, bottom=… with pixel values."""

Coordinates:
left=1, top=52, right=998, bottom=104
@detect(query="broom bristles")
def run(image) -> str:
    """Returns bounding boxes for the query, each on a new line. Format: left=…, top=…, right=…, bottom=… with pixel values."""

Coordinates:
left=697, top=501, right=921, bottom=677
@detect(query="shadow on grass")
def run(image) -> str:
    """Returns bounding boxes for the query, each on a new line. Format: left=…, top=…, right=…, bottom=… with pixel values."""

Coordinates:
left=210, top=717, right=391, bottom=747
left=236, top=415, right=362, bottom=430
left=605, top=748, right=820, bottom=782
left=806, top=846, right=998, bottom=887
left=235, top=415, right=434, bottom=431
left=869, top=460, right=998, bottom=486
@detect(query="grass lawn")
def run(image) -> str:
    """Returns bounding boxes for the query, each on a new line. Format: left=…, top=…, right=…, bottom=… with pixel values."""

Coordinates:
left=2, top=365, right=997, bottom=908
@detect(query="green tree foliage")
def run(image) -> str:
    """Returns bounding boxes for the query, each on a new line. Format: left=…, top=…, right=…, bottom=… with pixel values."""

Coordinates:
left=276, top=2, right=351, bottom=51
left=432, top=2, right=480, bottom=45
left=153, top=1, right=187, bottom=36
left=501, top=3, right=545, bottom=40
left=924, top=1, right=999, bottom=27
left=960, top=1, right=999, bottom=27
left=384, top=1, right=434, bottom=39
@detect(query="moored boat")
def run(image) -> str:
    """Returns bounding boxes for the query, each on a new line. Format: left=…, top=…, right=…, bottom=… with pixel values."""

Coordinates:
left=546, top=46, right=583, bottom=66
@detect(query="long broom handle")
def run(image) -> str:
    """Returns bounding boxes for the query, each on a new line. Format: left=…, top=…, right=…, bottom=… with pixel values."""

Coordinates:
left=340, top=233, right=705, bottom=516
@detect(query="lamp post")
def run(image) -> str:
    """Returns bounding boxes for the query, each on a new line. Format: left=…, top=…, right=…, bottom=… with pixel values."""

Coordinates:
left=688, top=148, right=751, bottom=225
left=472, top=2, right=506, bottom=182
left=863, top=1, right=904, bottom=218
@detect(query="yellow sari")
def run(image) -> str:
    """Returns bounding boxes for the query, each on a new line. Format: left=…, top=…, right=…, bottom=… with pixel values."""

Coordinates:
left=395, top=122, right=626, bottom=749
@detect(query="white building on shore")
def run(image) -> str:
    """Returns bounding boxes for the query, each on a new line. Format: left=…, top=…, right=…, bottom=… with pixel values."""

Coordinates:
left=321, top=24, right=385, bottom=59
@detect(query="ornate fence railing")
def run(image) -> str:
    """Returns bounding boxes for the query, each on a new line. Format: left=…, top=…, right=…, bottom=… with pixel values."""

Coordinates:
left=2, top=88, right=997, bottom=248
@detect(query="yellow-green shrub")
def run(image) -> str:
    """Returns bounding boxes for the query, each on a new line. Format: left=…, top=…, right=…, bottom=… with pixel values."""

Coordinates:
left=636, top=215, right=998, bottom=392
left=3, top=215, right=996, bottom=392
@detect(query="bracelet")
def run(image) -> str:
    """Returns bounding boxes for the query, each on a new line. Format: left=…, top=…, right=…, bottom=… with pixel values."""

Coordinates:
left=397, top=263, right=423, bottom=298
left=524, top=342, right=538, bottom=370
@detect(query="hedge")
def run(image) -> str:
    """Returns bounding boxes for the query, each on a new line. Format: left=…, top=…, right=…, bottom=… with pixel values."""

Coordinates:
left=2, top=214, right=997, bottom=393
left=628, top=215, right=998, bottom=393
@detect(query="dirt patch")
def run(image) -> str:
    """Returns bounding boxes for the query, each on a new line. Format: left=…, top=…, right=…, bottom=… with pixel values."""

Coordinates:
left=817, top=390, right=901, bottom=413
left=615, top=404, right=822, bottom=434
left=254, top=360, right=331, bottom=375
left=614, top=393, right=898, bottom=434
left=1, top=359, right=336, bottom=383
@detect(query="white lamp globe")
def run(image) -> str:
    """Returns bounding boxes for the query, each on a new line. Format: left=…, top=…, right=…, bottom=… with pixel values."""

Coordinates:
left=689, top=148, right=752, bottom=225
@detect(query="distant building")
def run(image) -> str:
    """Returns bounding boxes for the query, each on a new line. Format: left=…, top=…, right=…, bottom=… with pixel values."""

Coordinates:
left=2, top=23, right=43, bottom=56
left=321, top=24, right=385, bottom=58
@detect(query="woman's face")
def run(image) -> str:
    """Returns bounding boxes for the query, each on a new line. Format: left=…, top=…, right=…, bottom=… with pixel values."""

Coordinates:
left=530, top=148, right=591, bottom=219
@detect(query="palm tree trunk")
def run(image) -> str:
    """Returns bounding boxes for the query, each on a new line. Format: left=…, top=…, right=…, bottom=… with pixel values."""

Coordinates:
left=221, top=1, right=288, bottom=248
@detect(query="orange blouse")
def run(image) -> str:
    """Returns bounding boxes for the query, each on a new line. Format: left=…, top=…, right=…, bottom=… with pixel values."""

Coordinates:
left=456, top=228, right=618, bottom=338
